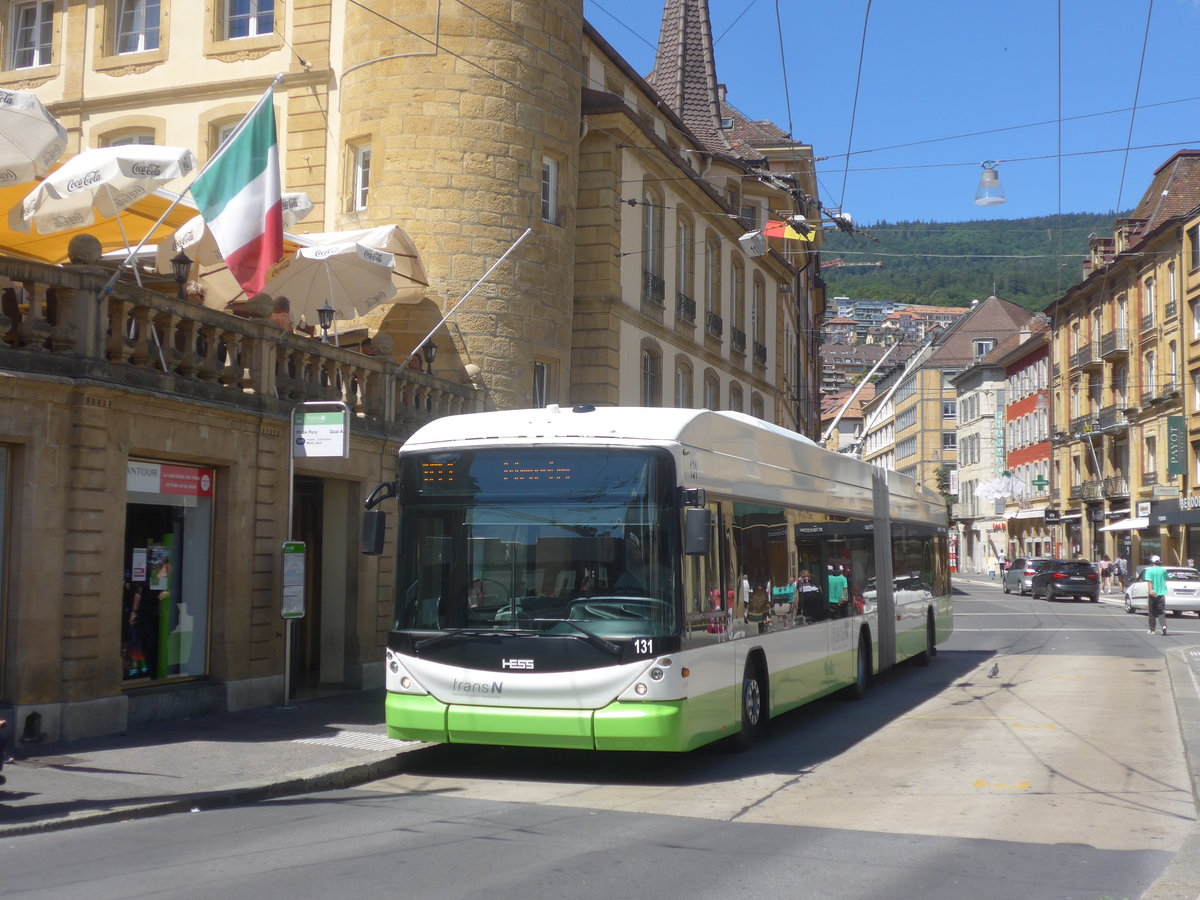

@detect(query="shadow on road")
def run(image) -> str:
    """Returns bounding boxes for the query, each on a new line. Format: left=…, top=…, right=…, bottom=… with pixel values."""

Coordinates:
left=388, top=649, right=993, bottom=788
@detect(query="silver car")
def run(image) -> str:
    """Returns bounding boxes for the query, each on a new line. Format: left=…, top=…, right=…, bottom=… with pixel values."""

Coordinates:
left=1125, top=566, right=1200, bottom=616
left=1001, top=557, right=1054, bottom=595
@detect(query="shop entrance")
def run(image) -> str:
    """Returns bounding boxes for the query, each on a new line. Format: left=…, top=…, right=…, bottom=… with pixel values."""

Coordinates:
left=289, top=476, right=351, bottom=698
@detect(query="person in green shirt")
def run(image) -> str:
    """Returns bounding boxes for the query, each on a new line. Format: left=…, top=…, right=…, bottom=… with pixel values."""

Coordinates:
left=1144, top=555, right=1169, bottom=635
left=827, top=565, right=849, bottom=618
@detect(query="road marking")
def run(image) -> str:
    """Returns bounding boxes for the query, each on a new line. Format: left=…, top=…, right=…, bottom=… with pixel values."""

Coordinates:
left=293, top=729, right=413, bottom=752
left=1012, top=723, right=1057, bottom=729
left=973, top=780, right=1032, bottom=790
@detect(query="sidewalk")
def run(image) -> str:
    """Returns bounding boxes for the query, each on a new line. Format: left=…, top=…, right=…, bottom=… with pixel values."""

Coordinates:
left=0, top=688, right=418, bottom=837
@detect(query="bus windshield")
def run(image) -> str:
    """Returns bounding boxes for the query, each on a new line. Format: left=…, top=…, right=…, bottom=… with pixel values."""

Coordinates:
left=395, top=447, right=679, bottom=639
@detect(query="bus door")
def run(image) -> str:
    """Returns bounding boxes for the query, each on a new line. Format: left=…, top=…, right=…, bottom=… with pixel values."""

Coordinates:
left=793, top=532, right=831, bottom=681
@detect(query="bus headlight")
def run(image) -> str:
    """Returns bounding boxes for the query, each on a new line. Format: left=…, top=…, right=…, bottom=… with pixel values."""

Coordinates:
left=649, top=667, right=664, bottom=681
left=634, top=682, right=648, bottom=695
left=400, top=676, right=412, bottom=689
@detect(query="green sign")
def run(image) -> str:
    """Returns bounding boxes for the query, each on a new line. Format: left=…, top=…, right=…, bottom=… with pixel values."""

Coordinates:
left=1032, top=475, right=1048, bottom=490
left=1168, top=415, right=1186, bottom=477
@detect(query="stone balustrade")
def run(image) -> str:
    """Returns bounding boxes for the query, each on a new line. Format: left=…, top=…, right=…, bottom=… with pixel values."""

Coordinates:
left=0, top=251, right=481, bottom=436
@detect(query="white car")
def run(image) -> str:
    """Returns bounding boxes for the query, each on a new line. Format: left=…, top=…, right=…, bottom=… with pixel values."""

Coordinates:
left=1124, top=566, right=1200, bottom=616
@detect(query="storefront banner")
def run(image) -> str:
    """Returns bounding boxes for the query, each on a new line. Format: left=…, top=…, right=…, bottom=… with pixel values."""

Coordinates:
left=1152, top=497, right=1200, bottom=526
left=127, top=461, right=214, bottom=497
left=1168, top=416, right=1187, bottom=476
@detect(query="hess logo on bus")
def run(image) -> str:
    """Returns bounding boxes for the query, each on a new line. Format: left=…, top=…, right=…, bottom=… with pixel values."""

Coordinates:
left=501, top=658, right=535, bottom=670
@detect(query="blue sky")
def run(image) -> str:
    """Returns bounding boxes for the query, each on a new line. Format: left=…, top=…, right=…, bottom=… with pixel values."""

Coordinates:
left=583, top=0, right=1200, bottom=226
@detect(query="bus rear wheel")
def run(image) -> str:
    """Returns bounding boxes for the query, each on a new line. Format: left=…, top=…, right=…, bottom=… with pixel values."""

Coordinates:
left=912, top=614, right=934, bottom=667
left=733, top=664, right=764, bottom=751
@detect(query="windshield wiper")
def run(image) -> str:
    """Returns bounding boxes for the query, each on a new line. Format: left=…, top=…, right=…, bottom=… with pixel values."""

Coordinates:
left=413, top=628, right=533, bottom=651
left=533, top=618, right=622, bottom=656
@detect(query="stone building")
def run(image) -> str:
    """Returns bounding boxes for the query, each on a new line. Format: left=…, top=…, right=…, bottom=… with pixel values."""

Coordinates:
left=1044, top=150, right=1200, bottom=566
left=0, top=0, right=823, bottom=743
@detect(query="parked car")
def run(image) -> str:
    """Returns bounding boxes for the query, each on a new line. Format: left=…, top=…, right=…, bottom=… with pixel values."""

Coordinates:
left=1124, top=566, right=1200, bottom=616
left=1031, top=559, right=1099, bottom=602
left=1001, top=557, right=1055, bottom=595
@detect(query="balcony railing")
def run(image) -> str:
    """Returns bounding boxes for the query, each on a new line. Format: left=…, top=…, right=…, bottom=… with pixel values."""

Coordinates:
left=1141, top=391, right=1156, bottom=407
left=1166, top=299, right=1177, bottom=320
left=1100, top=329, right=1128, bottom=357
left=753, top=341, right=767, bottom=366
left=642, top=270, right=665, bottom=305
left=1143, top=470, right=1159, bottom=486
left=1141, top=313, right=1155, bottom=332
left=1103, top=475, right=1129, bottom=498
left=1069, top=344, right=1097, bottom=369
left=0, top=255, right=479, bottom=435
left=1097, top=405, right=1128, bottom=430
left=731, top=326, right=746, bottom=353
left=1080, top=480, right=1103, bottom=501
left=677, top=292, right=695, bottom=323
left=705, top=310, right=723, bottom=338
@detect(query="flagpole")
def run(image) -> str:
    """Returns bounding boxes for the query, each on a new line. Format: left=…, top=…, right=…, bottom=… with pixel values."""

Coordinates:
left=403, top=227, right=533, bottom=364
left=98, top=73, right=286, bottom=298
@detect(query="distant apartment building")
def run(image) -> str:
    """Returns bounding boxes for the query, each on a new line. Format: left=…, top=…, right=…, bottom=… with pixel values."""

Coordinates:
left=819, top=342, right=891, bottom=392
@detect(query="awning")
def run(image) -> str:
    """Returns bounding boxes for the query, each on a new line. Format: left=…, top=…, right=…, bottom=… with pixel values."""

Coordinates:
left=1099, top=517, right=1149, bottom=532
left=0, top=181, right=199, bottom=264
left=1004, top=508, right=1045, bottom=520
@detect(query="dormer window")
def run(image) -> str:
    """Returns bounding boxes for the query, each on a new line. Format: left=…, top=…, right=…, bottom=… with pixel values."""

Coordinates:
left=720, top=117, right=734, bottom=129
left=973, top=338, right=995, bottom=360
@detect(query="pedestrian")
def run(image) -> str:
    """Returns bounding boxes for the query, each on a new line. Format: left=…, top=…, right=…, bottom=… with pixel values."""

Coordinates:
left=987, top=553, right=998, bottom=581
left=1100, top=555, right=1113, bottom=593
left=1144, top=554, right=1169, bottom=636
left=1115, top=555, right=1128, bottom=588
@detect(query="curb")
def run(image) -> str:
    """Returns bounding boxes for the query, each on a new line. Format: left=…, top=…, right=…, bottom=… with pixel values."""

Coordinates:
left=0, top=747, right=417, bottom=839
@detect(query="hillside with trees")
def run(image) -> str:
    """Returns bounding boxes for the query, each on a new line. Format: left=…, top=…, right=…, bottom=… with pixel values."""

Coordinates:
left=817, top=213, right=1120, bottom=311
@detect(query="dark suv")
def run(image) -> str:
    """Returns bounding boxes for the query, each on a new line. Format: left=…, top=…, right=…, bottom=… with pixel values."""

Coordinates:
left=1031, top=559, right=1099, bottom=602
left=1001, top=557, right=1054, bottom=595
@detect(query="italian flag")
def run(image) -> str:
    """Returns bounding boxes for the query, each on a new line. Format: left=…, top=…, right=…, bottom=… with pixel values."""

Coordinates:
left=190, top=92, right=283, bottom=297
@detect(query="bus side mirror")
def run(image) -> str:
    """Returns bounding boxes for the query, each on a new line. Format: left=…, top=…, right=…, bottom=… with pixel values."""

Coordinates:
left=684, top=508, right=711, bottom=556
left=362, top=509, right=387, bottom=556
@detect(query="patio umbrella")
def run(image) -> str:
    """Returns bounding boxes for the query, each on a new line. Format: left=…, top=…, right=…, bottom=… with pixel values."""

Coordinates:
left=300, top=224, right=428, bottom=306
left=0, top=90, right=67, bottom=186
left=259, top=239, right=399, bottom=334
left=11, top=144, right=198, bottom=236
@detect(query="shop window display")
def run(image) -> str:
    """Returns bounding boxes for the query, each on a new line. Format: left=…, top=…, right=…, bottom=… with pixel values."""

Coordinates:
left=122, top=462, right=213, bottom=682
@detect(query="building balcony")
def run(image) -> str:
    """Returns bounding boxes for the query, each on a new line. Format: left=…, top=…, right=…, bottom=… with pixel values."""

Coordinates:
left=1143, top=470, right=1159, bottom=486
left=753, top=341, right=767, bottom=366
left=0, top=255, right=478, bottom=438
left=677, top=292, right=696, bottom=324
left=705, top=310, right=723, bottom=339
left=1069, top=344, right=1099, bottom=370
left=642, top=270, right=665, bottom=306
left=731, top=326, right=746, bottom=353
left=1141, top=313, right=1155, bottom=333
left=1099, top=329, right=1128, bottom=358
left=1069, top=414, right=1100, bottom=436
left=1103, top=475, right=1130, bottom=498
left=1166, top=299, right=1177, bottom=320
left=1097, top=405, right=1128, bottom=431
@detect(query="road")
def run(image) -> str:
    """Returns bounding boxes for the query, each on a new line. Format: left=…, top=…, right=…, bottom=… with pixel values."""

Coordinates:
left=1, top=580, right=1194, bottom=900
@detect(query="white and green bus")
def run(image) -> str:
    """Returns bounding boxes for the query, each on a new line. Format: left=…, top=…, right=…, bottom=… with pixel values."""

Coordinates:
left=363, top=405, right=952, bottom=752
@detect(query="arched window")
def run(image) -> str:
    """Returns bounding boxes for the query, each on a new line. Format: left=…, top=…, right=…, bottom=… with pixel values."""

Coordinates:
left=703, top=371, right=719, bottom=410
left=673, top=357, right=693, bottom=408
left=729, top=383, right=743, bottom=412
left=750, top=393, right=764, bottom=420
left=641, top=183, right=664, bottom=304
left=641, top=347, right=661, bottom=407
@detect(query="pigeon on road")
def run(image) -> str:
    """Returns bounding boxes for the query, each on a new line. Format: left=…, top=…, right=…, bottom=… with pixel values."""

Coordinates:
left=987, top=663, right=1000, bottom=679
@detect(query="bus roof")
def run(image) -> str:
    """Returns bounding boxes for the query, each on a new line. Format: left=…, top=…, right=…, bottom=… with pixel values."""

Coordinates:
left=401, top=406, right=820, bottom=450
left=400, top=406, right=943, bottom=519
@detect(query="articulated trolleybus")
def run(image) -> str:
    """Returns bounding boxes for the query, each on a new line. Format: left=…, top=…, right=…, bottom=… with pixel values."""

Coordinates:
left=363, top=405, right=952, bottom=752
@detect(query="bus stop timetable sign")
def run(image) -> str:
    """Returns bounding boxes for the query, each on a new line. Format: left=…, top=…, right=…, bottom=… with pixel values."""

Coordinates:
left=293, top=410, right=348, bottom=458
